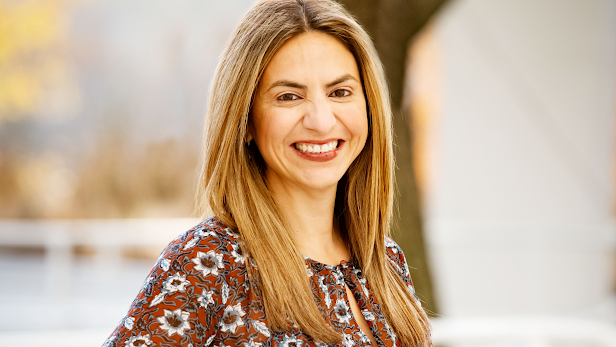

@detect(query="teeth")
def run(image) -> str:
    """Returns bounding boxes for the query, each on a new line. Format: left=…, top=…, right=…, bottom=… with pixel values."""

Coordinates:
left=295, top=140, right=339, bottom=154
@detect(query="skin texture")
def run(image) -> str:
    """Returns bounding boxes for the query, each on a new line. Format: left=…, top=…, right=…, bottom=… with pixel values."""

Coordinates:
left=249, top=31, right=376, bottom=345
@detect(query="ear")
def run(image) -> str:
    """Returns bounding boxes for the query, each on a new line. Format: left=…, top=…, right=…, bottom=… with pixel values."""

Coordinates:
left=246, top=115, right=254, bottom=143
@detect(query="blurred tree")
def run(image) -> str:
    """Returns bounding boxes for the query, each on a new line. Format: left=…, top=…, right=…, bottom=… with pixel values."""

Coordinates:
left=338, top=0, right=449, bottom=315
left=0, top=0, right=73, bottom=122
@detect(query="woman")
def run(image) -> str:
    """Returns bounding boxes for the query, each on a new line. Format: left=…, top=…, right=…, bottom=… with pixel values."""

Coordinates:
left=104, top=0, right=431, bottom=346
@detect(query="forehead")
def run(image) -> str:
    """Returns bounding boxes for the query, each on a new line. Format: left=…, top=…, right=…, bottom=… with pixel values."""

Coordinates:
left=259, top=31, right=361, bottom=87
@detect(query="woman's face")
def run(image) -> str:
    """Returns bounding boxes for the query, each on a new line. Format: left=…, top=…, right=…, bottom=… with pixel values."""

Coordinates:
left=250, top=31, right=368, bottom=193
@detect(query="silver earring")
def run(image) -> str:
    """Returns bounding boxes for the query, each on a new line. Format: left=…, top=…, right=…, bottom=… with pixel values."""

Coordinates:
left=246, top=140, right=253, bottom=159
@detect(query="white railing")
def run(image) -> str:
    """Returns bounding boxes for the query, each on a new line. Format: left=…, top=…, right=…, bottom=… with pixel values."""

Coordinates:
left=0, top=218, right=199, bottom=298
left=431, top=316, right=616, bottom=347
left=0, top=218, right=199, bottom=248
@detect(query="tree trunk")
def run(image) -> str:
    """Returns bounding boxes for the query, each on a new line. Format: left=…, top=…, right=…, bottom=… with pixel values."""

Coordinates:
left=338, top=0, right=449, bottom=316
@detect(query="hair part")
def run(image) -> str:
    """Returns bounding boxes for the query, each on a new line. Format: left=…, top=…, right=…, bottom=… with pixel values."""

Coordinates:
left=196, top=0, right=431, bottom=345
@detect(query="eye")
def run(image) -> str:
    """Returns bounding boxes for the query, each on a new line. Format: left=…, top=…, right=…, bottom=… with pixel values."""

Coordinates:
left=277, top=93, right=300, bottom=101
left=330, top=89, right=351, bottom=98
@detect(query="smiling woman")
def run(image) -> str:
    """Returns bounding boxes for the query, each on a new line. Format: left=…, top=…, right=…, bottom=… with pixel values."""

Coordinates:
left=104, top=0, right=431, bottom=346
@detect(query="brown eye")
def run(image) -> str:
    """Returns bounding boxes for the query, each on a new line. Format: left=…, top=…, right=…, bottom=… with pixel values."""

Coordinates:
left=278, top=93, right=299, bottom=101
left=330, top=89, right=351, bottom=97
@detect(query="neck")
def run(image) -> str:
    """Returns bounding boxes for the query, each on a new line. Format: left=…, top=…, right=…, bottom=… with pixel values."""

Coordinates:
left=267, top=178, right=350, bottom=266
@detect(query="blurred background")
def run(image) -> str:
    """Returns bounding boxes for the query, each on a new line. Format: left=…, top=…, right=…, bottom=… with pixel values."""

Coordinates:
left=0, top=0, right=614, bottom=346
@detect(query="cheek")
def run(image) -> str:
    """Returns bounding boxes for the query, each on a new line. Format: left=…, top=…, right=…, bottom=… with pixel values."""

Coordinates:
left=252, top=109, right=298, bottom=152
left=341, top=104, right=369, bottom=140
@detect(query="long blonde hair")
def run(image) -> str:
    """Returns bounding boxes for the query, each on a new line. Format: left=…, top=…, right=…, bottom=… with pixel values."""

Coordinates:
left=196, top=0, right=431, bottom=345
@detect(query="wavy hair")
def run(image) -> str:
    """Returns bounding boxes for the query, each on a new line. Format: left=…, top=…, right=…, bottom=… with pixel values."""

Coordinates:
left=196, top=0, right=431, bottom=345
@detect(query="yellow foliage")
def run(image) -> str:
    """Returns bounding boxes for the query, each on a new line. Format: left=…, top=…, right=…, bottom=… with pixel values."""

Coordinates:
left=0, top=0, right=69, bottom=119
left=0, top=70, right=40, bottom=116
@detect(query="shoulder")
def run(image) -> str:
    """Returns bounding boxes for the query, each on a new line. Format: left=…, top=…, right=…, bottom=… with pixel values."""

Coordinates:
left=148, top=216, right=247, bottom=305
left=103, top=217, right=245, bottom=346
left=159, top=216, right=245, bottom=269
left=384, top=236, right=416, bottom=294
left=146, top=217, right=247, bottom=319
left=384, top=235, right=405, bottom=269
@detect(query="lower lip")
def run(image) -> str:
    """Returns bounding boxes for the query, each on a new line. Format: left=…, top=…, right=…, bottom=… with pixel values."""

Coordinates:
left=293, top=142, right=343, bottom=162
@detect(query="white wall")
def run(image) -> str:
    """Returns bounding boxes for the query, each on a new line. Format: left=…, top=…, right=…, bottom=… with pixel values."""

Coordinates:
left=424, top=0, right=616, bottom=317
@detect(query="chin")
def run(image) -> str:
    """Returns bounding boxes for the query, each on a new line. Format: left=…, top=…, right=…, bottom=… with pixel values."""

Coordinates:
left=300, top=172, right=345, bottom=191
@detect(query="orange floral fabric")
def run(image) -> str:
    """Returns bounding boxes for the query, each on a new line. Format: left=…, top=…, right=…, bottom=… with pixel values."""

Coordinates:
left=104, top=217, right=422, bottom=347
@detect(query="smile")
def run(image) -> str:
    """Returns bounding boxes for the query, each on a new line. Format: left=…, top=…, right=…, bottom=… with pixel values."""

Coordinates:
left=294, top=140, right=339, bottom=154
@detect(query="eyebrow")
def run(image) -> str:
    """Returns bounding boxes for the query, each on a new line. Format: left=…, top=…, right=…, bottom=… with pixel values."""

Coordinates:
left=266, top=80, right=307, bottom=91
left=325, top=74, right=359, bottom=88
left=265, top=73, right=360, bottom=92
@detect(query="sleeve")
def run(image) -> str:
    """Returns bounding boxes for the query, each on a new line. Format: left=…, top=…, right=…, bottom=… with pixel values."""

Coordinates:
left=103, top=220, right=244, bottom=347
left=385, top=237, right=433, bottom=346
left=384, top=237, right=420, bottom=304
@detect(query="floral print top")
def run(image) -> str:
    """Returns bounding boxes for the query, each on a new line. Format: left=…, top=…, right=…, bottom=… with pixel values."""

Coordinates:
left=104, top=217, right=423, bottom=347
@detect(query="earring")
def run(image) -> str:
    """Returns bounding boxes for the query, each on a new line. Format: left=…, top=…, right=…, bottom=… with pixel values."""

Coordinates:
left=246, top=140, right=253, bottom=159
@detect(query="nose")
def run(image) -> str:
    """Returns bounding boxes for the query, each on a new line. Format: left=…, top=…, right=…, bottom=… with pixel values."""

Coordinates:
left=303, top=96, right=336, bottom=134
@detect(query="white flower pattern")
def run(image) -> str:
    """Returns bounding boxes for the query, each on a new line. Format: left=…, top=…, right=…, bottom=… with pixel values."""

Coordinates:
left=361, top=309, right=375, bottom=321
left=124, top=316, right=134, bottom=330
left=160, top=258, right=170, bottom=271
left=192, top=250, right=224, bottom=277
left=124, top=334, right=152, bottom=347
left=230, top=243, right=245, bottom=264
left=157, top=308, right=191, bottom=337
left=198, top=288, right=215, bottom=308
left=281, top=334, right=303, bottom=347
left=317, top=276, right=332, bottom=308
left=162, top=273, right=190, bottom=293
left=220, top=303, right=246, bottom=334
left=243, top=339, right=262, bottom=347
left=333, top=298, right=352, bottom=324
left=342, top=333, right=354, bottom=347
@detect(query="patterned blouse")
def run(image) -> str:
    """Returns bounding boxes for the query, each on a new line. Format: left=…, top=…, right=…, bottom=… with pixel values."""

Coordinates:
left=104, top=217, right=422, bottom=347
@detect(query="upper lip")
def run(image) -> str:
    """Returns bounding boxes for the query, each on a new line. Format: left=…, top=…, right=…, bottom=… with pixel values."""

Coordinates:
left=292, top=138, right=341, bottom=145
